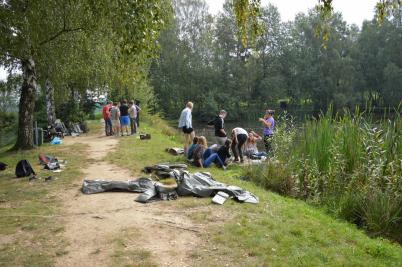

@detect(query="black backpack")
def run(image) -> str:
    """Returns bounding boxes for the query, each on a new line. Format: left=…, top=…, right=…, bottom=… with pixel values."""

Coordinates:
left=15, top=160, right=36, bottom=178
left=0, top=162, right=7, bottom=171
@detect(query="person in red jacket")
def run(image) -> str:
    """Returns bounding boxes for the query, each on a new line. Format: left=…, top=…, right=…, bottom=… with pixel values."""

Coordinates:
left=102, top=101, right=113, bottom=136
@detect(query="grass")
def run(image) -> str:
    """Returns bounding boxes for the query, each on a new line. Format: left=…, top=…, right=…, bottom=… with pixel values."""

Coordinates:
left=0, top=130, right=91, bottom=266
left=108, top=116, right=402, bottom=266
left=245, top=108, right=402, bottom=243
left=1, top=116, right=401, bottom=266
left=110, top=227, right=157, bottom=267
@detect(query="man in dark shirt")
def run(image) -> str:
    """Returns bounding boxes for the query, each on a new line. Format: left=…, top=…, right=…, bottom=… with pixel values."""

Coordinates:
left=119, top=100, right=130, bottom=136
left=207, top=110, right=227, bottom=146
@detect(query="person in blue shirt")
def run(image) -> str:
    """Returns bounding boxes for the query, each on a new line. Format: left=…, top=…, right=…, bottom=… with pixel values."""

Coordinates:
left=178, top=101, right=194, bottom=155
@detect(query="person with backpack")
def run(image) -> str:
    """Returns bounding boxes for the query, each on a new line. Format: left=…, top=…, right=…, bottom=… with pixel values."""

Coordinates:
left=207, top=110, right=227, bottom=146
left=110, top=102, right=121, bottom=137
left=259, top=109, right=275, bottom=156
left=178, top=101, right=195, bottom=155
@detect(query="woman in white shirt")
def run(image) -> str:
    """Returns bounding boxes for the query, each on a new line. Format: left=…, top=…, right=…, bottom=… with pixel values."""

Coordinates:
left=231, top=127, right=248, bottom=163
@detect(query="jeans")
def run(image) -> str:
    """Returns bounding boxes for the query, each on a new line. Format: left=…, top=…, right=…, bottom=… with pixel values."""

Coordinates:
left=104, top=118, right=112, bottom=136
left=203, top=153, right=225, bottom=168
left=130, top=117, right=137, bottom=134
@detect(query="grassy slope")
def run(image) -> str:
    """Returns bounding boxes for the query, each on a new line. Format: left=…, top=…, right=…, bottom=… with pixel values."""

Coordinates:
left=110, top=121, right=402, bottom=267
left=0, top=124, right=95, bottom=267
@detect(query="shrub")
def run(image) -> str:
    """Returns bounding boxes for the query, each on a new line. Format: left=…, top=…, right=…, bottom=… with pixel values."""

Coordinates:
left=244, top=106, right=402, bottom=243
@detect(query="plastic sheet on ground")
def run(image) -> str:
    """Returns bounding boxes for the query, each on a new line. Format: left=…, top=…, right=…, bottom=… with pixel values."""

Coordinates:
left=173, top=170, right=259, bottom=204
left=82, top=169, right=258, bottom=204
left=143, top=163, right=188, bottom=179
left=82, top=178, right=178, bottom=203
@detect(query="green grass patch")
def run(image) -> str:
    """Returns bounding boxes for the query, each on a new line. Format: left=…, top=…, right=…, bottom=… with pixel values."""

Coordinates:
left=110, top=227, right=157, bottom=267
left=109, top=117, right=402, bottom=266
left=0, top=127, right=92, bottom=266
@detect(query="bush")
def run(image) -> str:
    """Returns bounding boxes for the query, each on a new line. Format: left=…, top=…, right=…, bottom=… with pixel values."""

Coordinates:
left=244, top=107, right=402, bottom=243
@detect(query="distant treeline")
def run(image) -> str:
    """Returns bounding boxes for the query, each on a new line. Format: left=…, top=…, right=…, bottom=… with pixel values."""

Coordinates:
left=150, top=0, right=402, bottom=121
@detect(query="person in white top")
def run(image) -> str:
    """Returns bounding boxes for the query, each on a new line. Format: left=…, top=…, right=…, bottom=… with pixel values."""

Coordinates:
left=178, top=102, right=195, bottom=155
left=231, top=127, right=248, bottom=162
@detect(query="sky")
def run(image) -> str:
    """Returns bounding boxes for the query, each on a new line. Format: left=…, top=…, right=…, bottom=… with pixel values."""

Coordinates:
left=205, top=0, right=378, bottom=26
left=0, top=0, right=378, bottom=81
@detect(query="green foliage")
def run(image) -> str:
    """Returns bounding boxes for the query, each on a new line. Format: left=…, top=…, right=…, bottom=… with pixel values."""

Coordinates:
left=245, top=108, right=402, bottom=242
left=152, top=1, right=402, bottom=121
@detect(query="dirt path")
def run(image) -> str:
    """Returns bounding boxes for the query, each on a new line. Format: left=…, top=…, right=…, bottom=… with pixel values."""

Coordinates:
left=55, top=134, right=200, bottom=267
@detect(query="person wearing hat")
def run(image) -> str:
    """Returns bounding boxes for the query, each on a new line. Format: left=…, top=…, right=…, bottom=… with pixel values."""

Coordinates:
left=259, top=109, right=275, bottom=156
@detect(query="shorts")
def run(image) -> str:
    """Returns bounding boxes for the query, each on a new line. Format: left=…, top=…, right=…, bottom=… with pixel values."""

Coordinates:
left=182, top=126, right=194, bottom=134
left=121, top=116, right=130, bottom=126
left=112, top=119, right=120, bottom=127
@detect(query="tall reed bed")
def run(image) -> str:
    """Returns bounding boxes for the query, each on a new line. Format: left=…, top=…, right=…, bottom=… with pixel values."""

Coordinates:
left=244, top=108, right=402, bottom=242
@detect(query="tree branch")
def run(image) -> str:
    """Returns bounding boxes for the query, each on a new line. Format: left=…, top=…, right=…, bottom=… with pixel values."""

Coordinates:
left=39, top=27, right=84, bottom=46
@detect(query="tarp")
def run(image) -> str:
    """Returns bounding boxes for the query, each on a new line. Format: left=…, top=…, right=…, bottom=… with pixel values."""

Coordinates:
left=82, top=178, right=178, bottom=203
left=143, top=163, right=187, bottom=179
left=173, top=170, right=259, bottom=204
left=81, top=170, right=258, bottom=204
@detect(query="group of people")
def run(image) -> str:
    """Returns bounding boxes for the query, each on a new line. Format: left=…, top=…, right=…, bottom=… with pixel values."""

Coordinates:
left=102, top=100, right=141, bottom=136
left=179, top=102, right=275, bottom=168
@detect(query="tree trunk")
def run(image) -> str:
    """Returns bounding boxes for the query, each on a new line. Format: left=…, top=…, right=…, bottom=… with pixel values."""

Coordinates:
left=45, top=79, right=56, bottom=126
left=14, top=58, right=37, bottom=150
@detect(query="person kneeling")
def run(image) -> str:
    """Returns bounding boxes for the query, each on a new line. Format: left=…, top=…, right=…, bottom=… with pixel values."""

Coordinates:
left=193, top=137, right=230, bottom=170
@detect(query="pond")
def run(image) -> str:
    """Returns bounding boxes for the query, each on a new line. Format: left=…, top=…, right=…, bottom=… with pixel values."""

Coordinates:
left=193, top=120, right=267, bottom=150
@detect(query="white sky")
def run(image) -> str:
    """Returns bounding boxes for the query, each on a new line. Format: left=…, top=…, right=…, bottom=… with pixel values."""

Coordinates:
left=0, top=0, right=378, bottom=81
left=205, top=0, right=378, bottom=26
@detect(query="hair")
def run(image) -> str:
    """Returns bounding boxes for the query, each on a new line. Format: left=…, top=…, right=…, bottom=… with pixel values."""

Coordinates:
left=266, top=109, right=275, bottom=115
left=193, top=136, right=199, bottom=144
left=122, top=99, right=127, bottom=104
left=113, top=101, right=118, bottom=106
left=220, top=110, right=227, bottom=115
left=224, top=139, right=231, bottom=147
left=197, top=136, right=207, bottom=147
left=186, top=101, right=194, bottom=109
left=129, top=100, right=134, bottom=105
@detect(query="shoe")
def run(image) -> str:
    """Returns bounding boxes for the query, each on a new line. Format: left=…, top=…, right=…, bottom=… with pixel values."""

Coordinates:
left=29, top=175, right=38, bottom=181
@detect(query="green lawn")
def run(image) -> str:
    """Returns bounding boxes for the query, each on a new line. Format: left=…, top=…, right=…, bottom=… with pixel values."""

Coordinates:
left=0, top=128, right=91, bottom=267
left=0, top=120, right=401, bottom=266
left=110, top=120, right=402, bottom=267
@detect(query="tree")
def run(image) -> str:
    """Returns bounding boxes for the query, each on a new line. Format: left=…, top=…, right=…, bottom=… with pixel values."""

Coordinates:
left=0, top=0, right=169, bottom=149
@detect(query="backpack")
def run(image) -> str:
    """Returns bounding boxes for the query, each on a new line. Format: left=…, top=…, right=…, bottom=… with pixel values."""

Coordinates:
left=0, top=162, right=7, bottom=171
left=15, top=160, right=36, bottom=178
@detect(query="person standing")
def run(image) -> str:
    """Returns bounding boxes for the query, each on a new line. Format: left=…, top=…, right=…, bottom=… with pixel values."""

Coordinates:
left=259, top=109, right=275, bottom=156
left=119, top=100, right=130, bottom=136
left=231, top=127, right=249, bottom=163
left=102, top=101, right=113, bottom=136
left=207, top=110, right=227, bottom=146
left=178, top=101, right=195, bottom=155
left=134, top=99, right=141, bottom=128
left=110, top=102, right=121, bottom=137
left=128, top=100, right=137, bottom=135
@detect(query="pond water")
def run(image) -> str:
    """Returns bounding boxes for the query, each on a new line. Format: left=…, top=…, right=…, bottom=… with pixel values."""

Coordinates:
left=193, top=120, right=266, bottom=149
